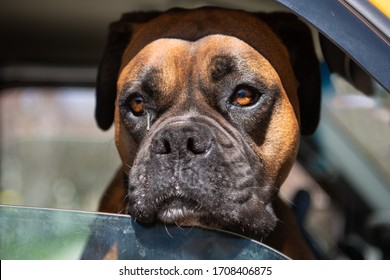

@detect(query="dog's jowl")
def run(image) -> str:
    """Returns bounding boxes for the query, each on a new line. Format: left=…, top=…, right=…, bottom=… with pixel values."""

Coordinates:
left=95, top=7, right=321, bottom=259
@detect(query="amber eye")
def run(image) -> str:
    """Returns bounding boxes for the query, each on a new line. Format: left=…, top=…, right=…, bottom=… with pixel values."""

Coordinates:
left=128, top=94, right=145, bottom=116
left=230, top=86, right=260, bottom=107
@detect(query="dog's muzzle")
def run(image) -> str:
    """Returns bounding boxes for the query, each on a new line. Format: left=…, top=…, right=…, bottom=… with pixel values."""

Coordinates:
left=125, top=115, right=277, bottom=238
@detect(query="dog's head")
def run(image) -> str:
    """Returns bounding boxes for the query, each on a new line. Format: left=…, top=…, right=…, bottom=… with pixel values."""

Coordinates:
left=96, top=8, right=321, bottom=240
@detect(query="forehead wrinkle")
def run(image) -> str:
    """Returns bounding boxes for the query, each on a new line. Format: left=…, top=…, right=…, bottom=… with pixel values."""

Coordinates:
left=119, top=39, right=192, bottom=101
left=198, top=36, right=280, bottom=89
left=210, top=54, right=237, bottom=82
left=139, top=67, right=161, bottom=97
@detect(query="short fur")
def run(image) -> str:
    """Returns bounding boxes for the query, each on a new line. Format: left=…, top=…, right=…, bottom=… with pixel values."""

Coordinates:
left=95, top=7, right=321, bottom=259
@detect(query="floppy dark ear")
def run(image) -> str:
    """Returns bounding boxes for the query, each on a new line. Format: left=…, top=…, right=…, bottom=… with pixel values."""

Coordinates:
left=95, top=12, right=162, bottom=130
left=259, top=13, right=321, bottom=135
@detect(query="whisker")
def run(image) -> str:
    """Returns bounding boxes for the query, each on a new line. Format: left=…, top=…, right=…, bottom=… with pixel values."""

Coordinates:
left=175, top=221, right=183, bottom=228
left=122, top=193, right=130, bottom=203
left=184, top=226, right=195, bottom=235
left=278, top=189, right=295, bottom=206
left=164, top=224, right=174, bottom=238
left=122, top=161, right=132, bottom=171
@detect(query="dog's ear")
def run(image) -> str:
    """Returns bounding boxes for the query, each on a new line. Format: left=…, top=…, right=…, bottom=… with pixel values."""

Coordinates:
left=259, top=13, right=321, bottom=135
left=96, top=12, right=162, bottom=130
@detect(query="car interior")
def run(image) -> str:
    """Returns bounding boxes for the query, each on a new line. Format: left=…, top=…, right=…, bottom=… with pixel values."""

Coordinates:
left=0, top=0, right=389, bottom=260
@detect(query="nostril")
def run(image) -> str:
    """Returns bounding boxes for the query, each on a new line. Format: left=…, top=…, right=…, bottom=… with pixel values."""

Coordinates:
left=151, top=122, right=213, bottom=156
left=187, top=136, right=209, bottom=155
left=187, top=137, right=196, bottom=153
left=163, top=139, right=171, bottom=154
left=151, top=138, right=172, bottom=154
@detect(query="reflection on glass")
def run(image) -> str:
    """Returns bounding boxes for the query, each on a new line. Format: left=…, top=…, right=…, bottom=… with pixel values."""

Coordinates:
left=0, top=205, right=287, bottom=260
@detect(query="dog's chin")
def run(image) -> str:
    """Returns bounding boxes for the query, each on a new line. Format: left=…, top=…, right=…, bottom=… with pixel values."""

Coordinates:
left=127, top=192, right=277, bottom=241
left=157, top=199, right=205, bottom=225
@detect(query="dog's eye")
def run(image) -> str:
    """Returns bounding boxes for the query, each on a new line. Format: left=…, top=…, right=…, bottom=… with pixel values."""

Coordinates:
left=230, top=86, right=260, bottom=107
left=128, top=94, right=145, bottom=116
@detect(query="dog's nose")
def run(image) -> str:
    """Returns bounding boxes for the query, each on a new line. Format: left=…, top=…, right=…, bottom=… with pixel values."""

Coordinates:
left=151, top=122, right=213, bottom=156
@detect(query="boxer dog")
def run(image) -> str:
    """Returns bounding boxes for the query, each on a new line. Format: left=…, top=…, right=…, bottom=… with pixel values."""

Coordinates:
left=95, top=7, right=321, bottom=259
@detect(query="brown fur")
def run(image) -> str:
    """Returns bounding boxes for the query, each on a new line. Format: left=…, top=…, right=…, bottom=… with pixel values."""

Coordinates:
left=95, top=7, right=320, bottom=260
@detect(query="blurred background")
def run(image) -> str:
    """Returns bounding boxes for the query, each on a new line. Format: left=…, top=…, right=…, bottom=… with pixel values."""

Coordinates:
left=0, top=0, right=389, bottom=259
